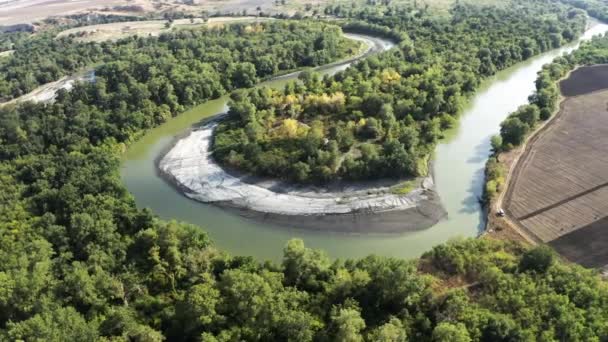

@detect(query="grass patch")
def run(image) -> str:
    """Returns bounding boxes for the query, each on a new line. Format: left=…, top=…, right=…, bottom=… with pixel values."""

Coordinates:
left=390, top=180, right=418, bottom=195
left=0, top=50, right=14, bottom=58
left=416, top=155, right=430, bottom=176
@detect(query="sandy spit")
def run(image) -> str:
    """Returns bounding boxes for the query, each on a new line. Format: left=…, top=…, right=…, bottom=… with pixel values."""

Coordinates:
left=157, top=33, right=448, bottom=233
left=158, top=117, right=447, bottom=233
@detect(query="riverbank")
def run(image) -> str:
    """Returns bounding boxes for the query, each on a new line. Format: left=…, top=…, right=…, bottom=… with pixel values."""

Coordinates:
left=494, top=65, right=608, bottom=271
left=482, top=68, right=578, bottom=246
left=158, top=116, right=446, bottom=233
left=484, top=63, right=608, bottom=265
left=483, top=23, right=608, bottom=245
left=154, top=31, right=448, bottom=234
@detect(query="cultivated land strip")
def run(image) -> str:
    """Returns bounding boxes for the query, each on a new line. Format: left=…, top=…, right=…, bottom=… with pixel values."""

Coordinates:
left=502, top=67, right=608, bottom=267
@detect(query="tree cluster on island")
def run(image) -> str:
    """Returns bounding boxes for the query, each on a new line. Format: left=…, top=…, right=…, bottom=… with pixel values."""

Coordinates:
left=214, top=1, right=586, bottom=183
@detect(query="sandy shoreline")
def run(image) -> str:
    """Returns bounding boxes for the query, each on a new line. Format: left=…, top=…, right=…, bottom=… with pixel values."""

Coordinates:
left=158, top=116, right=447, bottom=233
left=152, top=32, right=447, bottom=233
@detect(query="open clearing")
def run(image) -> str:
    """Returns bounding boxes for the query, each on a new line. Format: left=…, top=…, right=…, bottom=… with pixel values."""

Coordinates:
left=504, top=65, right=608, bottom=268
left=1, top=0, right=308, bottom=26
left=56, top=17, right=273, bottom=42
left=0, top=0, right=130, bottom=25
left=0, top=50, right=14, bottom=58
left=1, top=0, right=508, bottom=26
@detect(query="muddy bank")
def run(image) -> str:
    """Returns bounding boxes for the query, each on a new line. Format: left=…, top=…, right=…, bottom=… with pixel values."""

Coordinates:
left=158, top=117, right=446, bottom=233
left=154, top=32, right=447, bottom=234
left=221, top=198, right=446, bottom=234
left=502, top=68, right=608, bottom=270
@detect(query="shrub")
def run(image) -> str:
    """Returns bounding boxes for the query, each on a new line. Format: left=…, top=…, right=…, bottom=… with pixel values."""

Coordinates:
left=519, top=246, right=554, bottom=273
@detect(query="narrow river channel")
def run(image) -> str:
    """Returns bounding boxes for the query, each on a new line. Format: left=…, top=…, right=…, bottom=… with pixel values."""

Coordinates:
left=121, top=23, right=608, bottom=261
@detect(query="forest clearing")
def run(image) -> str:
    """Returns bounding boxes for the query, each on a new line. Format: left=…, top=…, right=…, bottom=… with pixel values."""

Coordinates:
left=504, top=65, right=608, bottom=268
left=0, top=0, right=127, bottom=25
left=0, top=49, right=13, bottom=57
left=0, top=0, right=276, bottom=26
left=56, top=17, right=273, bottom=42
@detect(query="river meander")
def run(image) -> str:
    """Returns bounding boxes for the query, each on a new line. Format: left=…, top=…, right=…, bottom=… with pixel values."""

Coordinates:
left=121, top=23, right=608, bottom=261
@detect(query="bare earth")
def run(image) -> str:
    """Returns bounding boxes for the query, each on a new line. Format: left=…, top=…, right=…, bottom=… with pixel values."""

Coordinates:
left=56, top=17, right=273, bottom=42
left=0, top=0, right=508, bottom=26
left=485, top=145, right=539, bottom=246
left=0, top=0, right=298, bottom=26
left=0, top=0, right=131, bottom=25
left=504, top=65, right=608, bottom=268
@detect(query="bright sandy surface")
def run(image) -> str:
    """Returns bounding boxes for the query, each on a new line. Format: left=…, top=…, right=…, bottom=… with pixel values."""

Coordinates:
left=156, top=32, right=439, bottom=219
left=159, top=118, right=435, bottom=216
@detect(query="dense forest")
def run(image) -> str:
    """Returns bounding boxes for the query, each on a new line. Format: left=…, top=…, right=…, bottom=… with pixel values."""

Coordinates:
left=0, top=21, right=359, bottom=102
left=560, top=0, right=608, bottom=22
left=214, top=1, right=586, bottom=183
left=485, top=33, right=608, bottom=200
left=1, top=2, right=608, bottom=340
left=0, top=32, right=29, bottom=53
left=0, top=21, right=358, bottom=340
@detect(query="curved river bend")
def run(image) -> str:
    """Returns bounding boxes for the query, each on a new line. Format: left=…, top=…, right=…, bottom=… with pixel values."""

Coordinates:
left=122, top=24, right=608, bottom=261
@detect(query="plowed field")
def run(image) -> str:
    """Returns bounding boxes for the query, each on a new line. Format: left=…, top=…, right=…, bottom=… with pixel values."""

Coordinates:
left=505, top=65, right=608, bottom=268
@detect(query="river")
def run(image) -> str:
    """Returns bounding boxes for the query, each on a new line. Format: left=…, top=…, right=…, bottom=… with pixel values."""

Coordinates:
left=121, top=23, right=608, bottom=261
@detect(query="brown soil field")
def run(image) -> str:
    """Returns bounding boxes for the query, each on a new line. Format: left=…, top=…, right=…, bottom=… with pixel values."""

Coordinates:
left=504, top=65, right=608, bottom=268
left=0, top=0, right=131, bottom=25
left=550, top=216, right=608, bottom=268
left=560, top=64, right=608, bottom=96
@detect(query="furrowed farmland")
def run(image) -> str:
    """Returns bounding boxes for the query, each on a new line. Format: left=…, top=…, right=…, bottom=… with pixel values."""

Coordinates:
left=504, top=65, right=608, bottom=268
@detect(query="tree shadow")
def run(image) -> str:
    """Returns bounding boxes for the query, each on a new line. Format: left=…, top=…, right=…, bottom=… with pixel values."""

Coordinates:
left=517, top=181, right=608, bottom=221
left=192, top=112, right=228, bottom=130
left=460, top=167, right=487, bottom=233
left=466, top=134, right=493, bottom=164
left=550, top=216, right=608, bottom=268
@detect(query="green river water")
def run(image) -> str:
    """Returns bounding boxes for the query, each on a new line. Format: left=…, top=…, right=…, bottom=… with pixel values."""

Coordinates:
left=121, top=23, right=608, bottom=261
